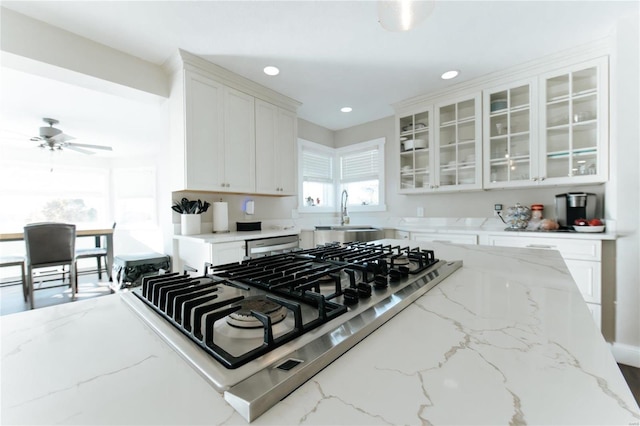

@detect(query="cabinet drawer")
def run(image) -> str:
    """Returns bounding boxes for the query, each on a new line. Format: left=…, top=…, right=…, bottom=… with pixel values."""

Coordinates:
left=412, top=233, right=478, bottom=245
left=487, top=235, right=601, bottom=261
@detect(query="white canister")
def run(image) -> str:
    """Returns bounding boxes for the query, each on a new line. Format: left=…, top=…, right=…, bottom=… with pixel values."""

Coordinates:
left=181, top=214, right=201, bottom=235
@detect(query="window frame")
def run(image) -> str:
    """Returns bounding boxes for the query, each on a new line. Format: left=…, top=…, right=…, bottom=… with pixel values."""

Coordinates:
left=297, top=137, right=386, bottom=214
left=297, top=139, right=337, bottom=213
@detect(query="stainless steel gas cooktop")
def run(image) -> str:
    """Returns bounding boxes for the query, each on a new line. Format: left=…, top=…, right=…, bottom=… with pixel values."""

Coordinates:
left=122, top=242, right=462, bottom=422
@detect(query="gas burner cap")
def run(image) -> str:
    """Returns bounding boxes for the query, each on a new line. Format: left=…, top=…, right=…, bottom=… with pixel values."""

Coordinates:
left=227, top=296, right=287, bottom=328
left=389, top=255, right=410, bottom=266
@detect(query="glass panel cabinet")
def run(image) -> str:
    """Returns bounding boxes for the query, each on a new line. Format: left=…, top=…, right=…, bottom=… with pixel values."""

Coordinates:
left=435, top=94, right=482, bottom=190
left=483, top=80, right=536, bottom=188
left=399, top=108, right=432, bottom=192
left=540, top=58, right=608, bottom=184
left=398, top=94, right=481, bottom=193
left=397, top=57, right=608, bottom=193
left=484, top=57, right=608, bottom=188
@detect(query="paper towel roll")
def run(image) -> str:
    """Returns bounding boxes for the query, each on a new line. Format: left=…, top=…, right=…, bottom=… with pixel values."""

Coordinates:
left=212, top=202, right=229, bottom=233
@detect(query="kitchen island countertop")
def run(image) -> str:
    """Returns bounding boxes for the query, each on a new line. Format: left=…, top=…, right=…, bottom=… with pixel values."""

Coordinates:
left=2, top=240, right=638, bottom=425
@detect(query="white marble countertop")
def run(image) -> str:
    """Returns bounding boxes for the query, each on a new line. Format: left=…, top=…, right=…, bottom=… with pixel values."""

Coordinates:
left=2, top=240, right=638, bottom=425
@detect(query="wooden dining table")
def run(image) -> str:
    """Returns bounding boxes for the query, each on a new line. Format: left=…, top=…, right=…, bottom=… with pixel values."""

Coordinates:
left=0, top=227, right=115, bottom=277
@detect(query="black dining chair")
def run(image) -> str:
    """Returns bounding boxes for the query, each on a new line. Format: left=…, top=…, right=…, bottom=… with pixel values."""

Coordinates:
left=23, top=222, right=77, bottom=309
left=75, top=222, right=115, bottom=280
left=0, top=255, right=27, bottom=302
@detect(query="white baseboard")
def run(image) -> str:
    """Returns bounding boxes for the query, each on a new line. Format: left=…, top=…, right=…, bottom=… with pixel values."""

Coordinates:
left=609, top=342, right=640, bottom=368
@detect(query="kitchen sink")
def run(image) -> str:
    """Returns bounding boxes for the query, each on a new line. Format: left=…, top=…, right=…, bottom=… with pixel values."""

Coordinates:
left=314, top=225, right=385, bottom=245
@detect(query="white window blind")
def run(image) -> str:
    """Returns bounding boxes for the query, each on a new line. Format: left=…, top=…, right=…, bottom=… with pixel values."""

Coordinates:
left=340, top=148, right=379, bottom=183
left=302, top=150, right=333, bottom=183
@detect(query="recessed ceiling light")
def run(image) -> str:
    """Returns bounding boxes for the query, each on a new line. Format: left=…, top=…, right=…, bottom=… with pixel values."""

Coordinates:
left=263, top=66, right=280, bottom=76
left=441, top=70, right=459, bottom=80
left=341, top=107, right=353, bottom=113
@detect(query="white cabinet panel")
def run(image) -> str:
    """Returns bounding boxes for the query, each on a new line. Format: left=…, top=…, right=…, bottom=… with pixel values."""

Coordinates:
left=223, top=88, right=255, bottom=193
left=173, top=238, right=211, bottom=275
left=255, top=100, right=297, bottom=195
left=211, top=241, right=246, bottom=266
left=565, top=259, right=601, bottom=304
left=412, top=232, right=478, bottom=245
left=486, top=235, right=601, bottom=261
left=277, top=108, right=297, bottom=194
left=181, top=71, right=225, bottom=191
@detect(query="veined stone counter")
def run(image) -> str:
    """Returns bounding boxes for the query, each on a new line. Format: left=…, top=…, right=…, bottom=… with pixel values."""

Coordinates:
left=1, top=240, right=638, bottom=425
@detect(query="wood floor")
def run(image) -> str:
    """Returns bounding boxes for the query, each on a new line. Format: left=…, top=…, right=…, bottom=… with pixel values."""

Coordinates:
left=0, top=271, right=112, bottom=315
left=1, top=272, right=639, bottom=409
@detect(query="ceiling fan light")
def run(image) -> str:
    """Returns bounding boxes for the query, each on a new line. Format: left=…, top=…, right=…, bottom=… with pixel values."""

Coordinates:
left=377, top=0, right=435, bottom=32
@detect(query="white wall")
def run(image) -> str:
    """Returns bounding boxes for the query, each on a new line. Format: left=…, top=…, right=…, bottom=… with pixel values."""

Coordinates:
left=298, top=118, right=334, bottom=148
left=0, top=8, right=168, bottom=99
left=608, top=13, right=640, bottom=363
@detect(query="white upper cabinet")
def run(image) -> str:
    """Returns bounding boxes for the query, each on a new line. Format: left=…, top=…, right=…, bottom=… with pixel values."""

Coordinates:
left=255, top=100, right=297, bottom=195
left=397, top=93, right=482, bottom=193
left=538, top=57, right=609, bottom=185
left=169, top=50, right=299, bottom=195
left=483, top=79, right=537, bottom=188
left=223, top=87, right=255, bottom=193
left=435, top=93, right=482, bottom=191
left=484, top=58, right=608, bottom=188
left=181, top=71, right=225, bottom=191
left=398, top=108, right=433, bottom=193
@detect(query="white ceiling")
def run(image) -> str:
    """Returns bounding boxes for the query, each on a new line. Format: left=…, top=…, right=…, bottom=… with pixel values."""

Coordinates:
left=0, top=0, right=637, bottom=157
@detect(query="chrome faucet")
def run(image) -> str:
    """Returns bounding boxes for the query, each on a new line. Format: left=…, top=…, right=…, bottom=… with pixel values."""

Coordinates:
left=340, top=190, right=349, bottom=225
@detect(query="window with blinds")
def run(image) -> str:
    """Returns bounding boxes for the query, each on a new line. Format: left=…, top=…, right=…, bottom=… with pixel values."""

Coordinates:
left=303, top=150, right=333, bottom=183
left=299, top=141, right=335, bottom=211
left=298, top=138, right=385, bottom=212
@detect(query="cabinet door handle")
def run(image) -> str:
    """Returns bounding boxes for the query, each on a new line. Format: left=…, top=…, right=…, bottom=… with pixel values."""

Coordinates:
left=526, top=244, right=556, bottom=249
left=539, top=176, right=546, bottom=181
left=433, top=240, right=451, bottom=243
left=531, top=177, right=538, bottom=182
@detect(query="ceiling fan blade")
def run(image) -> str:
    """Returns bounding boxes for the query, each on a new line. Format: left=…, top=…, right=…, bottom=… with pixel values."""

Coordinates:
left=50, top=133, right=75, bottom=143
left=64, top=145, right=95, bottom=155
left=67, top=142, right=113, bottom=151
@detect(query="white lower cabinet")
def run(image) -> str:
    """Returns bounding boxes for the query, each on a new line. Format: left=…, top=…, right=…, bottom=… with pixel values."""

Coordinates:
left=174, top=238, right=246, bottom=275
left=411, top=232, right=478, bottom=245
left=211, top=241, right=246, bottom=266
left=487, top=234, right=602, bottom=329
left=298, top=231, right=314, bottom=249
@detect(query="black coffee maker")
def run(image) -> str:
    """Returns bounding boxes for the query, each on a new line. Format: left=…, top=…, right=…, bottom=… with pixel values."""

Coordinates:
left=555, top=192, right=597, bottom=228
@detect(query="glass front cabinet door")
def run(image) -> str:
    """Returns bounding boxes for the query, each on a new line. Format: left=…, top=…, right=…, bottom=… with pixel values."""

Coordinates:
left=435, top=93, right=482, bottom=191
left=483, top=80, right=536, bottom=188
left=539, top=58, right=608, bottom=184
left=398, top=108, right=433, bottom=193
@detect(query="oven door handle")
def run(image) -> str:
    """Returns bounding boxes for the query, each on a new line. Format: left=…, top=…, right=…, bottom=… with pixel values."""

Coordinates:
left=249, top=241, right=299, bottom=255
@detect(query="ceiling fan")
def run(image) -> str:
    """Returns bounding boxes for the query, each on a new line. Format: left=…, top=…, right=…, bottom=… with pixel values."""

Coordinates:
left=30, top=118, right=113, bottom=155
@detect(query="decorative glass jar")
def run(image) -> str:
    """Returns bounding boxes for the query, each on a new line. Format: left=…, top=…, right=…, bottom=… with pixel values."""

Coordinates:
left=505, top=203, right=532, bottom=229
